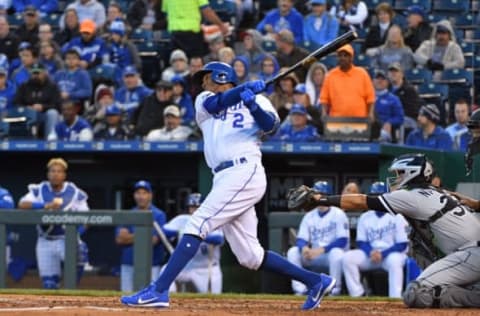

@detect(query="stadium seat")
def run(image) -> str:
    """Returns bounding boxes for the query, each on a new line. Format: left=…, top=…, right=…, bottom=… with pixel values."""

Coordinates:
left=426, top=14, right=447, bottom=24
left=262, top=40, right=277, bottom=53
left=432, top=0, right=469, bottom=14
left=209, top=0, right=236, bottom=24
left=130, top=28, right=153, bottom=43
left=363, top=0, right=393, bottom=8
left=452, top=14, right=477, bottom=29
left=436, top=68, right=473, bottom=85
left=300, top=41, right=320, bottom=52
left=2, top=107, right=37, bottom=139
left=42, top=14, right=61, bottom=30
left=404, top=68, right=433, bottom=85
left=394, top=0, right=432, bottom=12
left=460, top=42, right=476, bottom=58
left=417, top=83, right=449, bottom=124
left=89, top=64, right=120, bottom=86
left=319, top=54, right=338, bottom=69
left=354, top=54, right=371, bottom=68
left=392, top=14, right=407, bottom=29
left=7, top=13, right=23, bottom=28
left=136, top=41, right=160, bottom=57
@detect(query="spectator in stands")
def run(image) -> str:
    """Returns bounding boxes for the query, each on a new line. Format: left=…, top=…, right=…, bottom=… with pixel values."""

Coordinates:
left=232, top=56, right=251, bottom=85
left=330, top=0, right=368, bottom=32
left=38, top=23, right=56, bottom=45
left=0, top=66, right=16, bottom=112
left=403, top=5, right=432, bottom=52
left=106, top=19, right=141, bottom=71
left=305, top=62, right=327, bottom=107
left=54, top=8, right=80, bottom=46
left=39, top=39, right=63, bottom=77
left=12, top=0, right=58, bottom=16
left=363, top=2, right=394, bottom=52
left=100, top=2, right=129, bottom=37
left=203, top=35, right=226, bottom=64
left=183, top=56, right=203, bottom=102
left=114, top=65, right=152, bottom=120
left=94, top=103, right=131, bottom=140
left=62, top=19, right=108, bottom=70
left=54, top=48, right=92, bottom=103
left=17, top=6, right=40, bottom=45
left=162, top=0, right=229, bottom=58
left=171, top=75, right=194, bottom=126
left=85, top=84, right=114, bottom=134
left=134, top=80, right=173, bottom=137
left=269, top=71, right=298, bottom=121
left=256, top=0, right=304, bottom=44
left=446, top=99, right=471, bottom=151
left=218, top=47, right=236, bottom=66
left=239, top=29, right=265, bottom=73
left=342, top=182, right=360, bottom=194
left=127, top=0, right=166, bottom=32
left=12, top=42, right=37, bottom=87
left=0, top=0, right=11, bottom=14
left=414, top=20, right=465, bottom=80
left=372, top=69, right=404, bottom=143
left=0, top=17, right=20, bottom=61
left=62, top=0, right=106, bottom=29
left=256, top=54, right=279, bottom=95
left=162, top=49, right=189, bottom=82
left=320, top=44, right=375, bottom=120
left=145, top=105, right=193, bottom=141
left=14, top=62, right=60, bottom=138
left=50, top=99, right=93, bottom=141
left=406, top=104, right=453, bottom=150
left=274, top=29, right=309, bottom=82
left=292, top=83, right=322, bottom=132
left=303, top=0, right=339, bottom=48
left=271, top=103, right=318, bottom=141
left=367, top=25, right=414, bottom=73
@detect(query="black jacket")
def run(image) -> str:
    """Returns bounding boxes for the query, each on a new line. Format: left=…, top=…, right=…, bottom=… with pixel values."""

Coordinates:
left=393, top=80, right=424, bottom=118
left=275, top=47, right=310, bottom=82
left=133, top=93, right=171, bottom=136
left=94, top=125, right=132, bottom=140
left=0, top=32, right=20, bottom=60
left=17, top=23, right=39, bottom=46
left=404, top=22, right=432, bottom=52
left=127, top=0, right=166, bottom=30
left=363, top=23, right=392, bottom=51
left=14, top=78, right=61, bottom=112
left=54, top=26, right=80, bottom=46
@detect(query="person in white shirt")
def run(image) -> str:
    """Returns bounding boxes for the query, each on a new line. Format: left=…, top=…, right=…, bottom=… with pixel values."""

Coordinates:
left=145, top=105, right=192, bottom=141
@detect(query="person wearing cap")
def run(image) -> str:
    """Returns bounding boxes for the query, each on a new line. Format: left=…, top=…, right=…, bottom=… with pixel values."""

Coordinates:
left=134, top=80, right=174, bottom=136
left=106, top=18, right=141, bottom=71
left=17, top=5, right=40, bottom=45
left=171, top=75, right=194, bottom=126
left=445, top=99, right=471, bottom=151
left=55, top=8, right=80, bottom=46
left=18, top=158, right=90, bottom=289
left=0, top=64, right=16, bottom=113
left=62, top=19, right=108, bottom=70
left=13, top=0, right=58, bottom=16
left=50, top=99, right=93, bottom=141
left=11, top=42, right=38, bottom=86
left=403, top=5, right=432, bottom=52
left=405, top=104, right=453, bottom=150
left=61, top=0, right=106, bottom=29
left=94, top=103, right=132, bottom=140
left=145, top=105, right=193, bottom=141
left=256, top=0, right=304, bottom=45
left=272, top=103, right=319, bottom=142
left=162, top=49, right=190, bottom=82
left=372, top=69, right=404, bottom=143
left=414, top=20, right=464, bottom=79
left=54, top=48, right=93, bottom=103
left=329, top=0, right=368, bottom=33
left=114, top=65, right=152, bottom=120
left=162, top=192, right=225, bottom=294
left=320, top=44, right=375, bottom=120
left=238, top=29, right=265, bottom=73
left=14, top=62, right=61, bottom=139
left=363, top=2, right=394, bottom=51
left=0, top=16, right=20, bottom=61
left=274, top=29, right=309, bottom=81
left=303, top=0, right=339, bottom=48
left=116, top=180, right=167, bottom=292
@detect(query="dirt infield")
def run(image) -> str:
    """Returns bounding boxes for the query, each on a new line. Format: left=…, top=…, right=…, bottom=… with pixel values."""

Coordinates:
left=0, top=294, right=479, bottom=316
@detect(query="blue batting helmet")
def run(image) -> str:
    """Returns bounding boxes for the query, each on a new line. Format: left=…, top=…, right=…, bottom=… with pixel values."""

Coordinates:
left=187, top=193, right=202, bottom=206
left=193, top=61, right=237, bottom=86
left=313, top=181, right=333, bottom=195
left=369, top=181, right=388, bottom=194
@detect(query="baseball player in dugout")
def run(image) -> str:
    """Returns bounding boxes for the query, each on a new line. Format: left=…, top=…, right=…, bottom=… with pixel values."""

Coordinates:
left=121, top=62, right=336, bottom=310
left=18, top=158, right=90, bottom=289
left=115, top=180, right=167, bottom=292
left=163, top=192, right=224, bottom=294
left=288, top=153, right=480, bottom=307
left=287, top=181, right=349, bottom=296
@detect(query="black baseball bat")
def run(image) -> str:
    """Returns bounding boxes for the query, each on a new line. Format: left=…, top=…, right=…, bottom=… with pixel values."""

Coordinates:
left=265, top=30, right=358, bottom=86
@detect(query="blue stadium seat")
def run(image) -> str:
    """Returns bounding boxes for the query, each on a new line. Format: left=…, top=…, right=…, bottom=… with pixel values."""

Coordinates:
left=464, top=55, right=480, bottom=69
left=136, top=41, right=160, bottom=57
left=354, top=54, right=371, bottom=68
left=42, top=14, right=61, bottom=29
left=426, top=14, right=447, bottom=24
left=2, top=107, right=38, bottom=138
left=262, top=40, right=277, bottom=53
left=89, top=64, right=120, bottom=86
left=392, top=14, right=407, bottom=29
left=394, top=0, right=432, bottom=12
left=417, top=83, right=449, bottom=99
left=432, top=0, right=469, bottom=13
left=460, top=42, right=476, bottom=58
left=129, top=28, right=153, bottom=43
left=300, top=41, right=320, bottom=52
left=209, top=0, right=236, bottom=24
left=7, top=13, right=23, bottom=27
left=404, top=68, right=433, bottom=85
left=363, top=0, right=393, bottom=8
left=436, top=69, right=473, bottom=85
left=319, top=54, right=338, bottom=69
left=452, top=14, right=477, bottom=29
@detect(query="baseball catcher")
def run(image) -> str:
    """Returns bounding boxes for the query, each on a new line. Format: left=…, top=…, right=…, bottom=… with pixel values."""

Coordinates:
left=288, top=153, right=480, bottom=307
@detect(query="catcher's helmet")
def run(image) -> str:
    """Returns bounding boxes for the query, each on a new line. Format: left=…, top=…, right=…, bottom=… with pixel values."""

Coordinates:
left=313, top=181, right=333, bottom=195
left=187, top=193, right=202, bottom=206
left=467, top=108, right=480, bottom=130
left=387, top=153, right=434, bottom=190
left=369, top=181, right=388, bottom=195
left=193, top=61, right=237, bottom=86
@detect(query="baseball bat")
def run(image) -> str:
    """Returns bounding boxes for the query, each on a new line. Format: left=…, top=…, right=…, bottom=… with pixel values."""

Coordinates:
left=265, top=30, right=358, bottom=86
left=153, top=221, right=174, bottom=255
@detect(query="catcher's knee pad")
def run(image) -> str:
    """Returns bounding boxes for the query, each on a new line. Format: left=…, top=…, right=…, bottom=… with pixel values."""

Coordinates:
left=403, top=281, right=440, bottom=308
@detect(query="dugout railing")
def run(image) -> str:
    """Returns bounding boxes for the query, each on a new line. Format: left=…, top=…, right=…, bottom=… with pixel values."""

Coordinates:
left=0, top=210, right=153, bottom=291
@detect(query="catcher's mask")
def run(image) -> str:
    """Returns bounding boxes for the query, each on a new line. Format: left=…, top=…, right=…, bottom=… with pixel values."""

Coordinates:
left=387, top=153, right=434, bottom=191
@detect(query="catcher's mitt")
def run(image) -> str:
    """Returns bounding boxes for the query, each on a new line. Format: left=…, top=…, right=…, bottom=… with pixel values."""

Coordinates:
left=287, top=185, right=318, bottom=211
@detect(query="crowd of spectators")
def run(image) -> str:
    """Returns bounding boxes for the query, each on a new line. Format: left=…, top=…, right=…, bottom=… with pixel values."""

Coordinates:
left=0, top=0, right=478, bottom=152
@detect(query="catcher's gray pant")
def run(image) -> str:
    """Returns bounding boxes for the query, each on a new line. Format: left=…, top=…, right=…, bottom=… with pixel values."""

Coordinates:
left=403, top=242, right=480, bottom=307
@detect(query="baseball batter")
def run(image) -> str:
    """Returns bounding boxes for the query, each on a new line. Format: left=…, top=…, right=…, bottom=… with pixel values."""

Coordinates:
left=163, top=193, right=224, bottom=294
left=342, top=182, right=408, bottom=298
left=288, top=153, right=480, bottom=307
left=121, top=62, right=336, bottom=310
left=287, top=181, right=349, bottom=296
left=18, top=158, right=89, bottom=289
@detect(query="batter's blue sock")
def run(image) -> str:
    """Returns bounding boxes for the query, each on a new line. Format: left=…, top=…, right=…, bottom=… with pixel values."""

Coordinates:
left=262, top=251, right=322, bottom=288
left=153, top=234, right=201, bottom=292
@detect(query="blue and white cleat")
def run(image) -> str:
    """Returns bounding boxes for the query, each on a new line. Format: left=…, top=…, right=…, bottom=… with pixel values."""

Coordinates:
left=301, top=274, right=336, bottom=311
left=120, top=284, right=169, bottom=308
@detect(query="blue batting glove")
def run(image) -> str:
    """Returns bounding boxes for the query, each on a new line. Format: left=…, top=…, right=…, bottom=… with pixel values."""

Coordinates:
left=244, top=80, right=266, bottom=94
left=240, top=88, right=256, bottom=108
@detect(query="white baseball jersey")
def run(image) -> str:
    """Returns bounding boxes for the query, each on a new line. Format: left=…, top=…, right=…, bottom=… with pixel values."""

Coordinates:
left=195, top=91, right=278, bottom=169
left=297, top=207, right=349, bottom=249
left=356, top=211, right=409, bottom=250
left=378, top=187, right=480, bottom=254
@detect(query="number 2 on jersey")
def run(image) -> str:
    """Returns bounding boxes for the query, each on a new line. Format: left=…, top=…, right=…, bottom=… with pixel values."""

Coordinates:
left=233, top=113, right=244, bottom=128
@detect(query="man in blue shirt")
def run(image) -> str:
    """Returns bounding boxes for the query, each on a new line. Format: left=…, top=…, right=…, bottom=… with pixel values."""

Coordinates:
left=50, top=100, right=93, bottom=141
left=256, top=0, right=304, bottom=44
left=0, top=66, right=16, bottom=113
left=114, top=66, right=152, bottom=120
left=303, top=0, right=339, bottom=47
left=115, top=180, right=167, bottom=292
left=406, top=104, right=453, bottom=150
left=273, top=104, right=319, bottom=142
left=445, top=99, right=470, bottom=151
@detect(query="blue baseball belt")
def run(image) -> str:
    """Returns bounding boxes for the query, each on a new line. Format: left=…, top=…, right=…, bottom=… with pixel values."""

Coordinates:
left=214, top=157, right=247, bottom=173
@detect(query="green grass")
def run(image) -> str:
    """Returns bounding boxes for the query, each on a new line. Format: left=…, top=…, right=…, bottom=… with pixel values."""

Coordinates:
left=0, top=289, right=400, bottom=302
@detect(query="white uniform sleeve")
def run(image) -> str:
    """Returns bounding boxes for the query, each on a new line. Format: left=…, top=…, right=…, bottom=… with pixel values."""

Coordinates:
left=344, top=1, right=368, bottom=25
left=255, top=94, right=279, bottom=118
left=195, top=91, right=215, bottom=125
left=164, top=214, right=190, bottom=231
left=19, top=184, right=41, bottom=204
left=356, top=213, right=368, bottom=242
left=334, top=208, right=350, bottom=239
left=378, top=190, right=419, bottom=218
left=394, top=214, right=409, bottom=244
left=296, top=212, right=311, bottom=242
left=79, top=128, right=93, bottom=141
left=72, top=188, right=89, bottom=212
